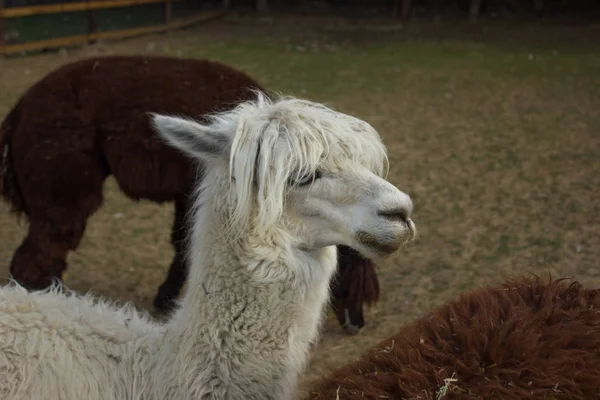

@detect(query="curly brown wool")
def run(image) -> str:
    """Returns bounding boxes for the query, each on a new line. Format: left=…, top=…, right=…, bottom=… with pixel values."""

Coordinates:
left=307, top=275, right=600, bottom=399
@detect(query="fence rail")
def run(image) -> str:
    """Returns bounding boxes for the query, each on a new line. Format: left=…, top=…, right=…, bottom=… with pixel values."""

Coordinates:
left=1, top=0, right=177, bottom=18
left=0, top=0, right=227, bottom=55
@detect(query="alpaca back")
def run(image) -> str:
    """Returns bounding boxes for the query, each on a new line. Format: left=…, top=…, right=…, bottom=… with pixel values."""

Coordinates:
left=5, top=55, right=264, bottom=203
left=306, top=275, right=600, bottom=399
left=0, top=283, right=162, bottom=400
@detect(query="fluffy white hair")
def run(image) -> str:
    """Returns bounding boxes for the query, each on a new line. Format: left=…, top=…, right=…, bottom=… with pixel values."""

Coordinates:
left=184, top=90, right=389, bottom=237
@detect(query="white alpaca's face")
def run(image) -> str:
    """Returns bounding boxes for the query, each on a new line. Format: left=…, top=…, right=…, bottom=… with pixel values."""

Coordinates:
left=285, top=163, right=414, bottom=260
left=151, top=94, right=415, bottom=262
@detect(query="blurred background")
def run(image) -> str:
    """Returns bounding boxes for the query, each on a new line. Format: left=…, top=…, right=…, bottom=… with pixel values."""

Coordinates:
left=1, top=0, right=599, bottom=397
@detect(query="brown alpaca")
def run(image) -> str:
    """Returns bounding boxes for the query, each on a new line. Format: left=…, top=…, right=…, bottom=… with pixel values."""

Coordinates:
left=0, top=55, right=380, bottom=332
left=330, top=245, right=380, bottom=334
left=307, top=275, right=600, bottom=399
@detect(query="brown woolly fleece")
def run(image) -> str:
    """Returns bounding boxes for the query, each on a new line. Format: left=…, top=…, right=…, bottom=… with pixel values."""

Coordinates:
left=306, top=275, right=600, bottom=399
left=0, top=55, right=380, bottom=332
left=331, top=245, right=381, bottom=333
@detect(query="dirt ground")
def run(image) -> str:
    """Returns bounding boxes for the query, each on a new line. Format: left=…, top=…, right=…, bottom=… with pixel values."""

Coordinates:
left=0, top=13, right=599, bottom=398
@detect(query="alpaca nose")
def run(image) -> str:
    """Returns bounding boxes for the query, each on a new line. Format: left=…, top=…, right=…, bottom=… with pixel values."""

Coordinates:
left=377, top=207, right=409, bottom=224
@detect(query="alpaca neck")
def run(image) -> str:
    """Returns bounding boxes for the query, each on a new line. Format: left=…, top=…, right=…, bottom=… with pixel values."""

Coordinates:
left=153, top=188, right=337, bottom=400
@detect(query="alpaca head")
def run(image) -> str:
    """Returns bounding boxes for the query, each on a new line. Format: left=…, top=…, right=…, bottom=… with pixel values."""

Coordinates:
left=151, top=91, right=415, bottom=269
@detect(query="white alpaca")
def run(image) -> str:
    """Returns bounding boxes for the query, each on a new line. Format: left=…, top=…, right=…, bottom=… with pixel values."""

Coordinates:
left=0, top=91, right=416, bottom=400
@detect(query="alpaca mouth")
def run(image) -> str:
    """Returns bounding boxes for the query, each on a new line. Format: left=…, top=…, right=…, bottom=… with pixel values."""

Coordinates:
left=356, top=219, right=416, bottom=256
left=356, top=231, right=403, bottom=254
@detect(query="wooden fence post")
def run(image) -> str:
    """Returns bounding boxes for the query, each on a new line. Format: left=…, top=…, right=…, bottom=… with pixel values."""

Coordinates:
left=469, top=0, right=481, bottom=23
left=163, top=0, right=171, bottom=24
left=0, top=0, right=5, bottom=54
left=87, top=0, right=98, bottom=44
left=392, top=0, right=412, bottom=20
left=401, top=0, right=411, bottom=20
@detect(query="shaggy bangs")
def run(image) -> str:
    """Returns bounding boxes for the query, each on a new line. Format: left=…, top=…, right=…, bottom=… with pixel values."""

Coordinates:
left=226, top=91, right=389, bottom=234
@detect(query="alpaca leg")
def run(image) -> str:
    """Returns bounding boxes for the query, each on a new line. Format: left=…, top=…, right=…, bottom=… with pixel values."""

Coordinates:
left=330, top=281, right=365, bottom=335
left=9, top=219, right=88, bottom=290
left=153, top=252, right=186, bottom=312
left=9, top=151, right=107, bottom=290
left=330, top=245, right=381, bottom=334
left=153, top=198, right=190, bottom=312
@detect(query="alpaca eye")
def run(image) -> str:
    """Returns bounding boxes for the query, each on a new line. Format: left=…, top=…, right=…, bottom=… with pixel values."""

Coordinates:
left=296, top=170, right=322, bottom=187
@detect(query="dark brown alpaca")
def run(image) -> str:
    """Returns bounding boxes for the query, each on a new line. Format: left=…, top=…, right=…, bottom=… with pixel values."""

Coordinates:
left=307, top=275, right=600, bottom=399
left=330, top=245, right=380, bottom=334
left=0, top=55, right=380, bottom=331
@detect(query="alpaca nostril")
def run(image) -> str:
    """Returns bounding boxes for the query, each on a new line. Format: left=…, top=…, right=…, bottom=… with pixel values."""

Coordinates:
left=377, top=208, right=408, bottom=223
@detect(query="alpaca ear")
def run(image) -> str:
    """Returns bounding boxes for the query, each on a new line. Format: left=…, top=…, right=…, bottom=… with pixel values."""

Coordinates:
left=150, top=113, right=230, bottom=162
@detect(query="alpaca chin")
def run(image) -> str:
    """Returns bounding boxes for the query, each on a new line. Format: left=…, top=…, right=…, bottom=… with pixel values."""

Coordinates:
left=354, top=219, right=416, bottom=261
